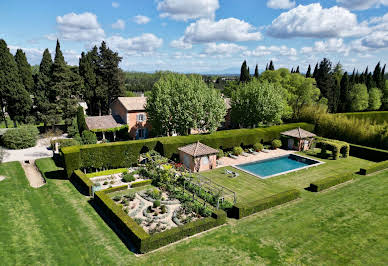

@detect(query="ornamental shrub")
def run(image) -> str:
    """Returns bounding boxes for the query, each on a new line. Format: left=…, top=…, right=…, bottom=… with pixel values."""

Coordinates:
left=217, top=149, right=224, bottom=159
left=2, top=126, right=39, bottom=149
left=233, top=146, right=243, bottom=156
left=272, top=139, right=282, bottom=149
left=253, top=142, right=264, bottom=152
left=81, top=130, right=97, bottom=145
left=153, top=200, right=161, bottom=208
left=122, top=172, right=136, bottom=183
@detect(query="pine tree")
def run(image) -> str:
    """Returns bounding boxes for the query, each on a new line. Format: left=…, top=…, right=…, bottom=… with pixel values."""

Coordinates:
left=312, top=63, right=318, bottom=79
left=14, top=49, right=34, bottom=93
left=306, top=64, right=312, bottom=78
left=239, top=60, right=249, bottom=82
left=0, top=39, right=32, bottom=127
left=295, top=66, right=300, bottom=74
left=254, top=64, right=259, bottom=79
left=268, top=60, right=275, bottom=71
left=339, top=72, right=350, bottom=112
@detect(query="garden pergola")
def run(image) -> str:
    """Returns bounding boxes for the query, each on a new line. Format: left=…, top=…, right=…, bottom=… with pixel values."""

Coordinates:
left=281, top=127, right=316, bottom=151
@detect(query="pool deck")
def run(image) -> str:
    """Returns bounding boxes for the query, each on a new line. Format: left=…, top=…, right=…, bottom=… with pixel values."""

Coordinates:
left=217, top=149, right=296, bottom=168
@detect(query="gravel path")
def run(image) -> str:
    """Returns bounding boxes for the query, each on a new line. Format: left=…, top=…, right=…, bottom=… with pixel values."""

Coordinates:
left=21, top=160, right=46, bottom=188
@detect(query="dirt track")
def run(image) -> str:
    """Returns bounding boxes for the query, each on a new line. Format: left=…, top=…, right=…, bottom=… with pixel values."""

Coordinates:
left=21, top=160, right=46, bottom=188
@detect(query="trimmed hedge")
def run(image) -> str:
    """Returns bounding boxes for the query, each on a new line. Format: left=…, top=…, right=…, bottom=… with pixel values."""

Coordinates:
left=349, top=143, right=388, bottom=162
left=316, top=137, right=349, bottom=160
left=140, top=209, right=226, bottom=253
left=359, top=160, right=388, bottom=175
left=230, top=189, right=300, bottom=219
left=62, top=123, right=314, bottom=178
left=94, top=190, right=149, bottom=248
left=131, top=179, right=152, bottom=188
left=94, top=189, right=226, bottom=253
left=85, top=168, right=128, bottom=178
left=101, top=185, right=128, bottom=193
left=70, top=170, right=93, bottom=196
left=309, top=173, right=355, bottom=192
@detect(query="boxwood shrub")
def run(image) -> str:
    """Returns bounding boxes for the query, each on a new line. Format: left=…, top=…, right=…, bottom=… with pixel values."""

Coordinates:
left=349, top=143, right=388, bottom=162
left=70, top=170, right=93, bottom=196
left=309, top=173, right=355, bottom=192
left=101, top=185, right=128, bottom=193
left=85, top=168, right=128, bottom=178
left=359, top=160, right=388, bottom=175
left=230, top=189, right=300, bottom=219
left=131, top=179, right=152, bottom=188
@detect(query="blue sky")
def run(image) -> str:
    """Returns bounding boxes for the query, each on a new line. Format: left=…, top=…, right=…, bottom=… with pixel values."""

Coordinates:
left=1, top=0, right=388, bottom=73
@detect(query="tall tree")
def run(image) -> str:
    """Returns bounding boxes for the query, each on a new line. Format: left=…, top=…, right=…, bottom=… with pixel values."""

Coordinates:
left=349, top=83, right=369, bottom=111
left=265, top=63, right=268, bottom=71
left=315, top=58, right=336, bottom=112
left=368, top=87, right=383, bottom=110
left=295, top=66, right=300, bottom=73
left=373, top=62, right=382, bottom=89
left=0, top=39, right=32, bottom=127
left=14, top=49, right=34, bottom=93
left=339, top=72, right=350, bottom=112
left=239, top=60, right=249, bottom=82
left=306, top=64, right=312, bottom=78
left=254, top=64, right=259, bottom=79
left=312, top=63, right=318, bottom=79
left=268, top=60, right=275, bottom=71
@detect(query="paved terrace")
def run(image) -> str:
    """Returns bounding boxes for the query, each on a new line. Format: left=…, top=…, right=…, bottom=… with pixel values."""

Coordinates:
left=217, top=148, right=296, bottom=167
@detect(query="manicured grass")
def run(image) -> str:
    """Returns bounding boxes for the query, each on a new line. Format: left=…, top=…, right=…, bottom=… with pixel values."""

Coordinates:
left=85, top=168, right=128, bottom=178
left=199, top=167, right=288, bottom=204
left=1, top=158, right=387, bottom=265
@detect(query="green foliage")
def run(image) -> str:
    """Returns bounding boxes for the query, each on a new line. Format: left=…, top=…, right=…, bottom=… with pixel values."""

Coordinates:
left=231, top=79, right=288, bottom=127
left=81, top=130, right=97, bottom=145
left=146, top=73, right=227, bottom=135
left=231, top=190, right=300, bottom=219
left=349, top=143, right=388, bottom=162
left=316, top=137, right=349, bottom=160
left=315, top=58, right=337, bottom=113
left=85, top=168, right=127, bottom=178
left=14, top=49, right=34, bottom=93
left=359, top=160, right=388, bottom=175
left=124, top=71, right=162, bottom=92
left=271, top=139, right=282, bottom=149
left=349, top=84, right=369, bottom=111
left=253, top=142, right=264, bottom=151
left=309, top=173, right=354, bottom=192
left=233, top=146, right=243, bottom=156
left=70, top=170, right=93, bottom=196
left=368, top=88, right=383, bottom=111
left=101, top=185, right=128, bottom=193
left=339, top=111, right=388, bottom=125
left=50, top=138, right=80, bottom=150
left=131, top=179, right=152, bottom=188
left=217, top=149, right=224, bottom=159
left=76, top=106, right=88, bottom=134
left=122, top=172, right=135, bottom=182
left=153, top=200, right=161, bottom=208
left=2, top=126, right=39, bottom=149
left=239, top=60, right=250, bottom=82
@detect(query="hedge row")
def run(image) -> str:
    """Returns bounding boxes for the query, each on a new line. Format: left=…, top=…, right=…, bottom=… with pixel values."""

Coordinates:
left=131, top=179, right=152, bottom=188
left=360, top=160, right=388, bottom=175
left=62, top=123, right=314, bottom=177
left=339, top=111, right=388, bottom=125
left=70, top=170, right=93, bottom=196
left=85, top=168, right=128, bottom=178
left=315, top=137, right=349, bottom=160
left=349, top=143, right=388, bottom=162
left=141, top=210, right=226, bottom=253
left=309, top=173, right=355, bottom=192
left=230, top=189, right=300, bottom=219
left=101, top=185, right=128, bottom=193
left=94, top=189, right=226, bottom=253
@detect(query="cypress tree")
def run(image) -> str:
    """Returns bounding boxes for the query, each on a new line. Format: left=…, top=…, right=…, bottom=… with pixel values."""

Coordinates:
left=296, top=66, right=300, bottom=74
left=350, top=68, right=356, bottom=84
left=381, top=64, right=386, bottom=90
left=306, top=64, right=311, bottom=78
left=76, top=105, right=88, bottom=133
left=312, top=63, right=318, bottom=79
left=239, top=60, right=249, bottom=82
left=268, top=60, right=275, bottom=71
left=254, top=64, right=259, bottom=79
left=247, top=67, right=250, bottom=80
left=339, top=72, right=350, bottom=112
left=265, top=63, right=268, bottom=71
left=14, top=49, right=34, bottom=93
left=315, top=58, right=336, bottom=112
left=373, top=62, right=381, bottom=88
left=0, top=39, right=32, bottom=127
left=291, top=67, right=294, bottom=73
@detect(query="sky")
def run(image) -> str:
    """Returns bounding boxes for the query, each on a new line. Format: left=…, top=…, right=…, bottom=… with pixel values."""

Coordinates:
left=1, top=0, right=388, bottom=74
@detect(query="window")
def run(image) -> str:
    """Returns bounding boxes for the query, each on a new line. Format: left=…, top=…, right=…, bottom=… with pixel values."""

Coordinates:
left=136, top=128, right=147, bottom=140
left=137, top=113, right=146, bottom=122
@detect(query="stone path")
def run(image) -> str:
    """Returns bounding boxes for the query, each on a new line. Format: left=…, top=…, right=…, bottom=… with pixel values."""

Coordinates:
left=21, top=160, right=46, bottom=188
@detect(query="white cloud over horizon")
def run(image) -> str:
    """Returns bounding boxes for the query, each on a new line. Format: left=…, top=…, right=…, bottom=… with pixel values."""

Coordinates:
left=133, top=15, right=151, bottom=25
left=267, top=0, right=295, bottom=9
left=112, top=19, right=125, bottom=30
left=157, top=0, right=219, bottom=21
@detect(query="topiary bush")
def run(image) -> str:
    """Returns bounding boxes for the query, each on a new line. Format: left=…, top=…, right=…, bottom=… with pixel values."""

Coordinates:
left=253, top=142, right=264, bottom=152
left=122, top=172, right=136, bottom=182
left=2, top=126, right=39, bottom=149
left=153, top=200, right=161, bottom=208
left=271, top=139, right=282, bottom=149
left=233, top=146, right=243, bottom=156
left=81, top=130, right=97, bottom=145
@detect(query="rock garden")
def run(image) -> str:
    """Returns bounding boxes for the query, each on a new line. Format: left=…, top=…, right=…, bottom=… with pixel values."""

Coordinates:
left=90, top=168, right=148, bottom=190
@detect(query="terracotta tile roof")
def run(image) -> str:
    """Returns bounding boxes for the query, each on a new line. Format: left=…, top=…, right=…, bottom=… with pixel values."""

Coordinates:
left=178, top=141, right=219, bottom=157
left=281, top=127, right=316, bottom=139
left=85, top=115, right=125, bottom=130
left=117, top=97, right=147, bottom=111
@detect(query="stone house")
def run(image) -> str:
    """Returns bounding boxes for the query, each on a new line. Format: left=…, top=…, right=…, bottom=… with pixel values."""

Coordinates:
left=178, top=141, right=219, bottom=172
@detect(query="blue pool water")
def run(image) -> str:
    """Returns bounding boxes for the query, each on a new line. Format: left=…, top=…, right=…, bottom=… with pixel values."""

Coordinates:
left=236, top=154, right=320, bottom=178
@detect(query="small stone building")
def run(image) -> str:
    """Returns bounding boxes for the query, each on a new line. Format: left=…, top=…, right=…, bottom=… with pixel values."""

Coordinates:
left=281, top=127, right=316, bottom=151
left=178, top=141, right=219, bottom=172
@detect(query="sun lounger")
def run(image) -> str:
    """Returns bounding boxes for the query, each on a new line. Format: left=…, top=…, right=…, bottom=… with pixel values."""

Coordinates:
left=242, top=152, right=250, bottom=157
left=229, top=154, right=239, bottom=159
left=262, top=149, right=270, bottom=153
left=248, top=148, right=259, bottom=155
left=224, top=169, right=233, bottom=175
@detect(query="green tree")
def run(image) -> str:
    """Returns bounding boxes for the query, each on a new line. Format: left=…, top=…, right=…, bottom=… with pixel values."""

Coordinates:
left=315, top=58, right=336, bottom=113
left=0, top=39, right=32, bottom=127
left=312, top=63, right=318, bottom=79
left=76, top=105, right=88, bottom=133
left=81, top=130, right=97, bottom=144
left=254, top=64, right=259, bottom=79
left=349, top=84, right=369, bottom=111
left=239, top=60, right=250, bottom=82
left=368, top=87, right=383, bottom=111
left=268, top=60, right=275, bottom=71
left=382, top=81, right=388, bottom=110
left=339, top=72, right=350, bottom=112
left=306, top=64, right=312, bottom=78
left=14, top=49, right=34, bottom=93
left=146, top=73, right=226, bottom=136
left=231, top=80, right=286, bottom=128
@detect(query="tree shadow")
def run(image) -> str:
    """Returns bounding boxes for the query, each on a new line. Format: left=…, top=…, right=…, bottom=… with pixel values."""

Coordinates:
left=44, top=169, right=67, bottom=180
left=88, top=199, right=139, bottom=254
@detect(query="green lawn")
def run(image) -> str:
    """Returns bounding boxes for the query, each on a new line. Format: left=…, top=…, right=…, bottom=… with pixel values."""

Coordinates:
left=199, top=167, right=288, bottom=204
left=1, top=158, right=388, bottom=265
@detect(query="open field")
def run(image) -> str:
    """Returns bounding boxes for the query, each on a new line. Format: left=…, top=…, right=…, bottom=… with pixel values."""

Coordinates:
left=1, top=158, right=388, bottom=265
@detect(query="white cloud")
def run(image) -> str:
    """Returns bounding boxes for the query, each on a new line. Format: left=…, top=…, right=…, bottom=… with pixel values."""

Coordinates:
left=55, top=12, right=105, bottom=41
left=104, top=34, right=163, bottom=54
left=355, top=13, right=388, bottom=49
left=244, top=45, right=297, bottom=57
left=170, top=37, right=192, bottom=49
left=267, top=3, right=369, bottom=38
left=112, top=19, right=125, bottom=30
left=133, top=15, right=151, bottom=25
left=157, top=0, right=219, bottom=21
left=112, top=2, right=120, bottom=8
left=267, top=0, right=295, bottom=9
left=204, top=43, right=247, bottom=55
left=336, top=0, right=388, bottom=10
left=183, top=18, right=262, bottom=43
left=301, top=38, right=350, bottom=55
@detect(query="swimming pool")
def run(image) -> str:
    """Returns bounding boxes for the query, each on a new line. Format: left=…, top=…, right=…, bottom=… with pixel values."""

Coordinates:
left=235, top=154, right=323, bottom=178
